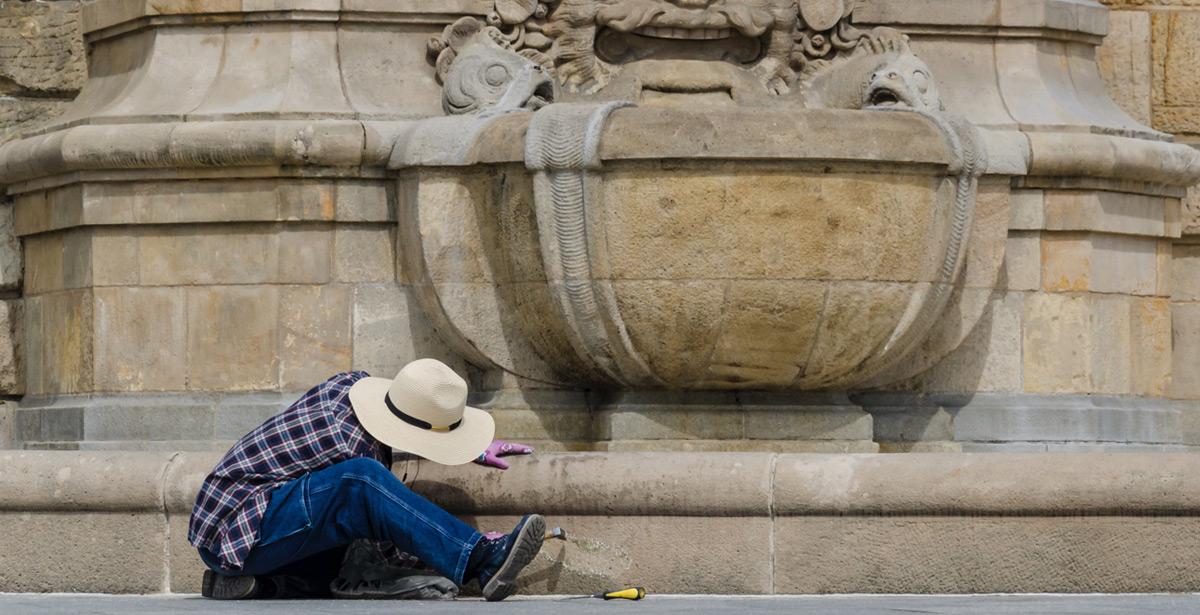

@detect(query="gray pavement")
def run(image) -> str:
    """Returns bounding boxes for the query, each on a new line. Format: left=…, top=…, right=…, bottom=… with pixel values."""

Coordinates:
left=3, top=594, right=1200, bottom=614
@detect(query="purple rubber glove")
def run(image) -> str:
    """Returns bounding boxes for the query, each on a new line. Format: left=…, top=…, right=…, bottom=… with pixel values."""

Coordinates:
left=474, top=440, right=534, bottom=470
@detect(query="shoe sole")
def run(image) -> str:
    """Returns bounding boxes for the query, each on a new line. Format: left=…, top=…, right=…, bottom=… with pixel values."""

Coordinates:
left=481, top=514, right=546, bottom=602
left=330, top=574, right=459, bottom=600
left=202, top=569, right=258, bottom=600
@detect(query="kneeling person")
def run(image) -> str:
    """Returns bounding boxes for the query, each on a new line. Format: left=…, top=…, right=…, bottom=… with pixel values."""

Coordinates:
left=188, top=359, right=542, bottom=601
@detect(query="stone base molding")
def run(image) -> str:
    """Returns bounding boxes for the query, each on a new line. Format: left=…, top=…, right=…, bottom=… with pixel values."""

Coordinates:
left=4, top=450, right=1200, bottom=594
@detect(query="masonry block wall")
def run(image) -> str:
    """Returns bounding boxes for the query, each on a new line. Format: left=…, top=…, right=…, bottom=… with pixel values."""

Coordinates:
left=1095, top=1, right=1200, bottom=406
left=0, top=0, right=72, bottom=445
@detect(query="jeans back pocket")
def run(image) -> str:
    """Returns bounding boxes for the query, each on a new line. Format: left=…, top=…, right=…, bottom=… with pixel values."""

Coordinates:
left=256, top=473, right=313, bottom=547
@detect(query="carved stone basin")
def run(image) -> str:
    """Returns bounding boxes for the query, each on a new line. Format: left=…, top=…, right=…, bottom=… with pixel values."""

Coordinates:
left=395, top=105, right=982, bottom=390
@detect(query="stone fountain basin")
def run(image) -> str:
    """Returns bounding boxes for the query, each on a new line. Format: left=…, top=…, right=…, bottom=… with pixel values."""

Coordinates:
left=399, top=107, right=969, bottom=390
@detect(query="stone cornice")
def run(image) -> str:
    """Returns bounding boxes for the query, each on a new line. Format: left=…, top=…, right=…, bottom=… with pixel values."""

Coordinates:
left=83, top=0, right=492, bottom=41
left=2, top=114, right=1197, bottom=197
left=854, top=0, right=1110, bottom=42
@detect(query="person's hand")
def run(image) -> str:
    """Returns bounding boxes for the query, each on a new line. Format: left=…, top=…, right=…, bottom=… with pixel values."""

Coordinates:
left=474, top=440, right=533, bottom=470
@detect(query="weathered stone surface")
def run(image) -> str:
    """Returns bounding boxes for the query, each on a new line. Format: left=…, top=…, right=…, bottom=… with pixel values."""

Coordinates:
left=1151, top=11, right=1200, bottom=136
left=140, top=223, right=331, bottom=286
left=1042, top=190, right=1170, bottom=237
left=1185, top=185, right=1200, bottom=236
left=213, top=394, right=290, bottom=440
left=953, top=394, right=1183, bottom=445
left=93, top=287, right=186, bottom=393
left=0, top=299, right=22, bottom=395
left=1005, top=233, right=1041, bottom=291
left=278, top=225, right=333, bottom=284
left=1097, top=10, right=1153, bottom=125
left=0, top=400, right=14, bottom=449
left=23, top=230, right=66, bottom=296
left=0, top=96, right=69, bottom=141
left=1040, top=233, right=1159, bottom=296
left=186, top=286, right=279, bottom=391
left=90, top=228, right=139, bottom=287
left=279, top=284, right=352, bottom=390
left=84, top=403, right=214, bottom=443
left=602, top=168, right=943, bottom=283
left=1022, top=292, right=1091, bottom=394
left=0, top=512, right=165, bottom=593
left=333, top=225, right=396, bottom=283
left=38, top=289, right=92, bottom=395
left=7, top=451, right=1200, bottom=593
left=1172, top=303, right=1200, bottom=399
left=0, top=2, right=86, bottom=94
left=168, top=514, right=205, bottom=594
left=904, top=291, right=1024, bottom=393
left=1009, top=190, right=1044, bottom=230
left=475, top=514, right=772, bottom=595
left=352, top=284, right=464, bottom=378
left=597, top=439, right=878, bottom=453
left=1132, top=297, right=1172, bottom=396
left=410, top=452, right=772, bottom=517
left=775, top=516, right=1200, bottom=594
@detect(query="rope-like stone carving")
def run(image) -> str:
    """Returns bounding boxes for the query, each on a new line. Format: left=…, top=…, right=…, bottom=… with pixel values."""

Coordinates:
left=524, top=101, right=657, bottom=386
left=863, top=108, right=987, bottom=380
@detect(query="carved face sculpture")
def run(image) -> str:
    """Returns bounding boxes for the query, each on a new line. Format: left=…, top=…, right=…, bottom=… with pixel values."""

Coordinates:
left=594, top=0, right=775, bottom=62
left=442, top=35, right=558, bottom=115
left=549, top=0, right=799, bottom=93
left=863, top=52, right=942, bottom=112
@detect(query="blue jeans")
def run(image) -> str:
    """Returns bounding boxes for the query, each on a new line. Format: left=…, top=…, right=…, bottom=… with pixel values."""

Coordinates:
left=199, top=457, right=483, bottom=587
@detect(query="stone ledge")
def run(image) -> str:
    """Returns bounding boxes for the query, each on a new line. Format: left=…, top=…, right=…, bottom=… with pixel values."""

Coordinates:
left=5, top=450, right=1200, bottom=595
left=0, top=120, right=377, bottom=189
left=82, top=0, right=492, bottom=37
left=8, top=450, right=1200, bottom=517
left=4, top=114, right=1196, bottom=198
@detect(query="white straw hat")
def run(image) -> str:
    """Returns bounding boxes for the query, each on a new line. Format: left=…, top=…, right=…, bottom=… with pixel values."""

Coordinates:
left=349, top=359, right=494, bottom=465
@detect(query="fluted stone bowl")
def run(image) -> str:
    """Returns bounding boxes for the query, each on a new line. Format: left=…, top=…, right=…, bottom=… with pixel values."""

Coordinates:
left=398, top=107, right=978, bottom=390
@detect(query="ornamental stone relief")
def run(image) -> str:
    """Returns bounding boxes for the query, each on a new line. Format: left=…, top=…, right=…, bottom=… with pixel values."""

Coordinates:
left=428, top=0, right=935, bottom=109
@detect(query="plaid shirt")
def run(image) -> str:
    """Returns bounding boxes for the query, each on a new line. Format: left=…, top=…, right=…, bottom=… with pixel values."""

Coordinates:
left=188, top=371, right=395, bottom=571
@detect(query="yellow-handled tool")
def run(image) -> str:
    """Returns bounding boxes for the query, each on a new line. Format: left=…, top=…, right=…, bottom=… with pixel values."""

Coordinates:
left=597, top=587, right=646, bottom=601
left=564, top=587, right=646, bottom=601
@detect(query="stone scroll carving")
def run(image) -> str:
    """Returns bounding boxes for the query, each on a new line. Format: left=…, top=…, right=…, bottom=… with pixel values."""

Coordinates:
left=428, top=0, right=940, bottom=104
left=522, top=101, right=661, bottom=386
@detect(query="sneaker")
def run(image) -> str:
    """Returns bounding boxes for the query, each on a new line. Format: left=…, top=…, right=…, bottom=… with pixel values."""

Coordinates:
left=201, top=569, right=258, bottom=600
left=471, top=514, right=546, bottom=602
